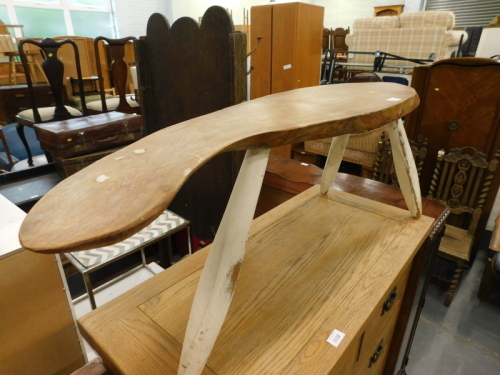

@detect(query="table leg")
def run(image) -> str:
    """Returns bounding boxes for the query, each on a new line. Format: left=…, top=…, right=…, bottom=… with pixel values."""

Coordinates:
left=179, top=148, right=270, bottom=375
left=320, top=134, right=350, bottom=194
left=387, top=119, right=422, bottom=218
left=82, top=272, right=97, bottom=310
left=16, top=123, right=34, bottom=167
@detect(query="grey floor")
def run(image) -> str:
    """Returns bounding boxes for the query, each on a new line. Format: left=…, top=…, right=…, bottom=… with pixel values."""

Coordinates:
left=404, top=248, right=500, bottom=375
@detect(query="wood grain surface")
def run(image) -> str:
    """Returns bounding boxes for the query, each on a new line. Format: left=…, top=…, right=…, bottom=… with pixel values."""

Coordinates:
left=77, top=186, right=434, bottom=374
left=20, top=83, right=418, bottom=253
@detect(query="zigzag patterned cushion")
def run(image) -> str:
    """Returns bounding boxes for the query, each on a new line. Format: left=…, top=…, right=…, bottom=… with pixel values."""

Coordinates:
left=68, top=210, right=188, bottom=269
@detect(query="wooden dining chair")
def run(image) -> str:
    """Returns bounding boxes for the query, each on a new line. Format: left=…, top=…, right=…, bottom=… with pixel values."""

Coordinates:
left=427, top=146, right=500, bottom=306
left=87, top=36, right=140, bottom=114
left=15, top=38, right=88, bottom=166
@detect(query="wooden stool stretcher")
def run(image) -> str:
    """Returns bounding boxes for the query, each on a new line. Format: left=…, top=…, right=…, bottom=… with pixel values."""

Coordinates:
left=20, top=83, right=424, bottom=375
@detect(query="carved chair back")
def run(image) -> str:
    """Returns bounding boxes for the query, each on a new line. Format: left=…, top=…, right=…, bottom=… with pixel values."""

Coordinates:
left=94, top=36, right=138, bottom=114
left=427, top=147, right=500, bottom=235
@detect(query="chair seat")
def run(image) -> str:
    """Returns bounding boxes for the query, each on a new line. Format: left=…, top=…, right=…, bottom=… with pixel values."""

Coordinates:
left=439, top=224, right=473, bottom=261
left=86, top=96, right=139, bottom=112
left=17, top=106, right=82, bottom=123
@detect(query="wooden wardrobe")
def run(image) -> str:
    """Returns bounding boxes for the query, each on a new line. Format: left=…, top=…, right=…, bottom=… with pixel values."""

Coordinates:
left=251, top=2, right=324, bottom=157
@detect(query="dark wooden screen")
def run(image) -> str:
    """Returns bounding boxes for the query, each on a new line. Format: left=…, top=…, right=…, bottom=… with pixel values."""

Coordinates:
left=135, top=6, right=247, bottom=240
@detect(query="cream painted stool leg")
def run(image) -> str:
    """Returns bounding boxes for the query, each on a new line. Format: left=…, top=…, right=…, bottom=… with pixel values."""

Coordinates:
left=320, top=134, right=350, bottom=194
left=387, top=119, right=422, bottom=218
left=179, top=148, right=270, bottom=375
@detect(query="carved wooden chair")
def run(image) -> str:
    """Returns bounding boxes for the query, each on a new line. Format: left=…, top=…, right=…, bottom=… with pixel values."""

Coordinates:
left=373, top=131, right=428, bottom=186
left=15, top=38, right=88, bottom=166
left=87, top=36, right=140, bottom=114
left=427, top=147, right=500, bottom=306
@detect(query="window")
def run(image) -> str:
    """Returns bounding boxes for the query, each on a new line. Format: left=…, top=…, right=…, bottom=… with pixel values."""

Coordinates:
left=0, top=0, right=115, bottom=38
left=426, top=0, right=500, bottom=27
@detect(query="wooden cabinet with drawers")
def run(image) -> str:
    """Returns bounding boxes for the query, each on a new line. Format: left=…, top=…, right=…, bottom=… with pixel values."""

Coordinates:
left=77, top=186, right=434, bottom=374
left=0, top=84, right=56, bottom=125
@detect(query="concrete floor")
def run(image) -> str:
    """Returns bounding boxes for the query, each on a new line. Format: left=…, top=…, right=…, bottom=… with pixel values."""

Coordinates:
left=405, top=248, right=500, bottom=375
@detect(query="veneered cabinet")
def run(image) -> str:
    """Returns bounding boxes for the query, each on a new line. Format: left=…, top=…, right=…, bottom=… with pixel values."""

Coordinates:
left=404, top=58, right=500, bottom=260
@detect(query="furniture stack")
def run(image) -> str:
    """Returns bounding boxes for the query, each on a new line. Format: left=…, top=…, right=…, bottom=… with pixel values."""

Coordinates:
left=34, top=111, right=143, bottom=177
left=19, top=81, right=433, bottom=375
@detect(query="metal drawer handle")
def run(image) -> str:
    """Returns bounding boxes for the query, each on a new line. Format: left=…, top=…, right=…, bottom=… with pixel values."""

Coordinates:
left=369, top=339, right=384, bottom=368
left=382, top=286, right=397, bottom=316
left=448, top=121, right=460, bottom=131
left=15, top=94, right=26, bottom=98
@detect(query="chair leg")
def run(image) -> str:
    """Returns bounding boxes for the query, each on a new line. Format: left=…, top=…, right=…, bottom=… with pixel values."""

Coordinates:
left=444, top=260, right=465, bottom=307
left=477, top=250, right=496, bottom=300
left=9, top=56, right=16, bottom=86
left=0, top=126, right=15, bottom=168
left=15, top=123, right=34, bottom=167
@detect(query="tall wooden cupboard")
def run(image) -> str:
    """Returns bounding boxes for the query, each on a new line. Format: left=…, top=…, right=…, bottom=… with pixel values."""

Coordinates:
left=251, top=2, right=324, bottom=157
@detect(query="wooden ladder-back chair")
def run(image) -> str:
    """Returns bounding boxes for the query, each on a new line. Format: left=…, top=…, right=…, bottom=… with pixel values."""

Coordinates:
left=15, top=38, right=88, bottom=166
left=427, top=146, right=500, bottom=306
left=373, top=131, right=428, bottom=186
left=87, top=36, right=140, bottom=114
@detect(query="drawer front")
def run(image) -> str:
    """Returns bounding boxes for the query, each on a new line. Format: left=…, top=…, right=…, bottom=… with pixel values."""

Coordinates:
left=334, top=263, right=410, bottom=375
left=1, top=87, right=55, bottom=123
left=357, top=264, right=410, bottom=364
left=354, top=315, right=399, bottom=375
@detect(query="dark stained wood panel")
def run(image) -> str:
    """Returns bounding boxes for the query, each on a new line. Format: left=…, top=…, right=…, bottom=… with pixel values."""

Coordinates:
left=136, top=7, right=247, bottom=240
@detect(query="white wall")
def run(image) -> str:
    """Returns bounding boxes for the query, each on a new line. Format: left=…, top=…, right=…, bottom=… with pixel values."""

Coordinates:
left=313, top=0, right=424, bottom=29
left=112, top=0, right=426, bottom=37
left=113, top=0, right=169, bottom=38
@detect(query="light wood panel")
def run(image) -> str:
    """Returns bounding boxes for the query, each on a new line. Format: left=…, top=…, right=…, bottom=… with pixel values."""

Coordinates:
left=0, top=251, right=84, bottom=375
left=76, top=186, right=433, bottom=374
left=20, top=82, right=419, bottom=253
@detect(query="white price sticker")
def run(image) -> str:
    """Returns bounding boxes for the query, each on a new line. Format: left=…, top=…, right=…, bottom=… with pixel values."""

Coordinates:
left=327, top=329, right=346, bottom=347
left=283, top=64, right=292, bottom=70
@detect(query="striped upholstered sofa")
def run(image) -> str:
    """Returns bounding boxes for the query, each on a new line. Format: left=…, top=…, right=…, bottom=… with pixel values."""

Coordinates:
left=344, top=11, right=466, bottom=73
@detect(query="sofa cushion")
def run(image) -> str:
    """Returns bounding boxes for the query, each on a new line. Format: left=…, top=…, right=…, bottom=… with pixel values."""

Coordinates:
left=399, top=11, right=455, bottom=30
left=353, top=16, right=400, bottom=30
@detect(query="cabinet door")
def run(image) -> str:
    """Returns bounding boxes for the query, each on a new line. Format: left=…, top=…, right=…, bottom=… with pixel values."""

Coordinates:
left=271, top=3, right=298, bottom=94
left=250, top=5, right=272, bottom=99
left=294, top=3, right=324, bottom=90
left=406, top=60, right=500, bottom=192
